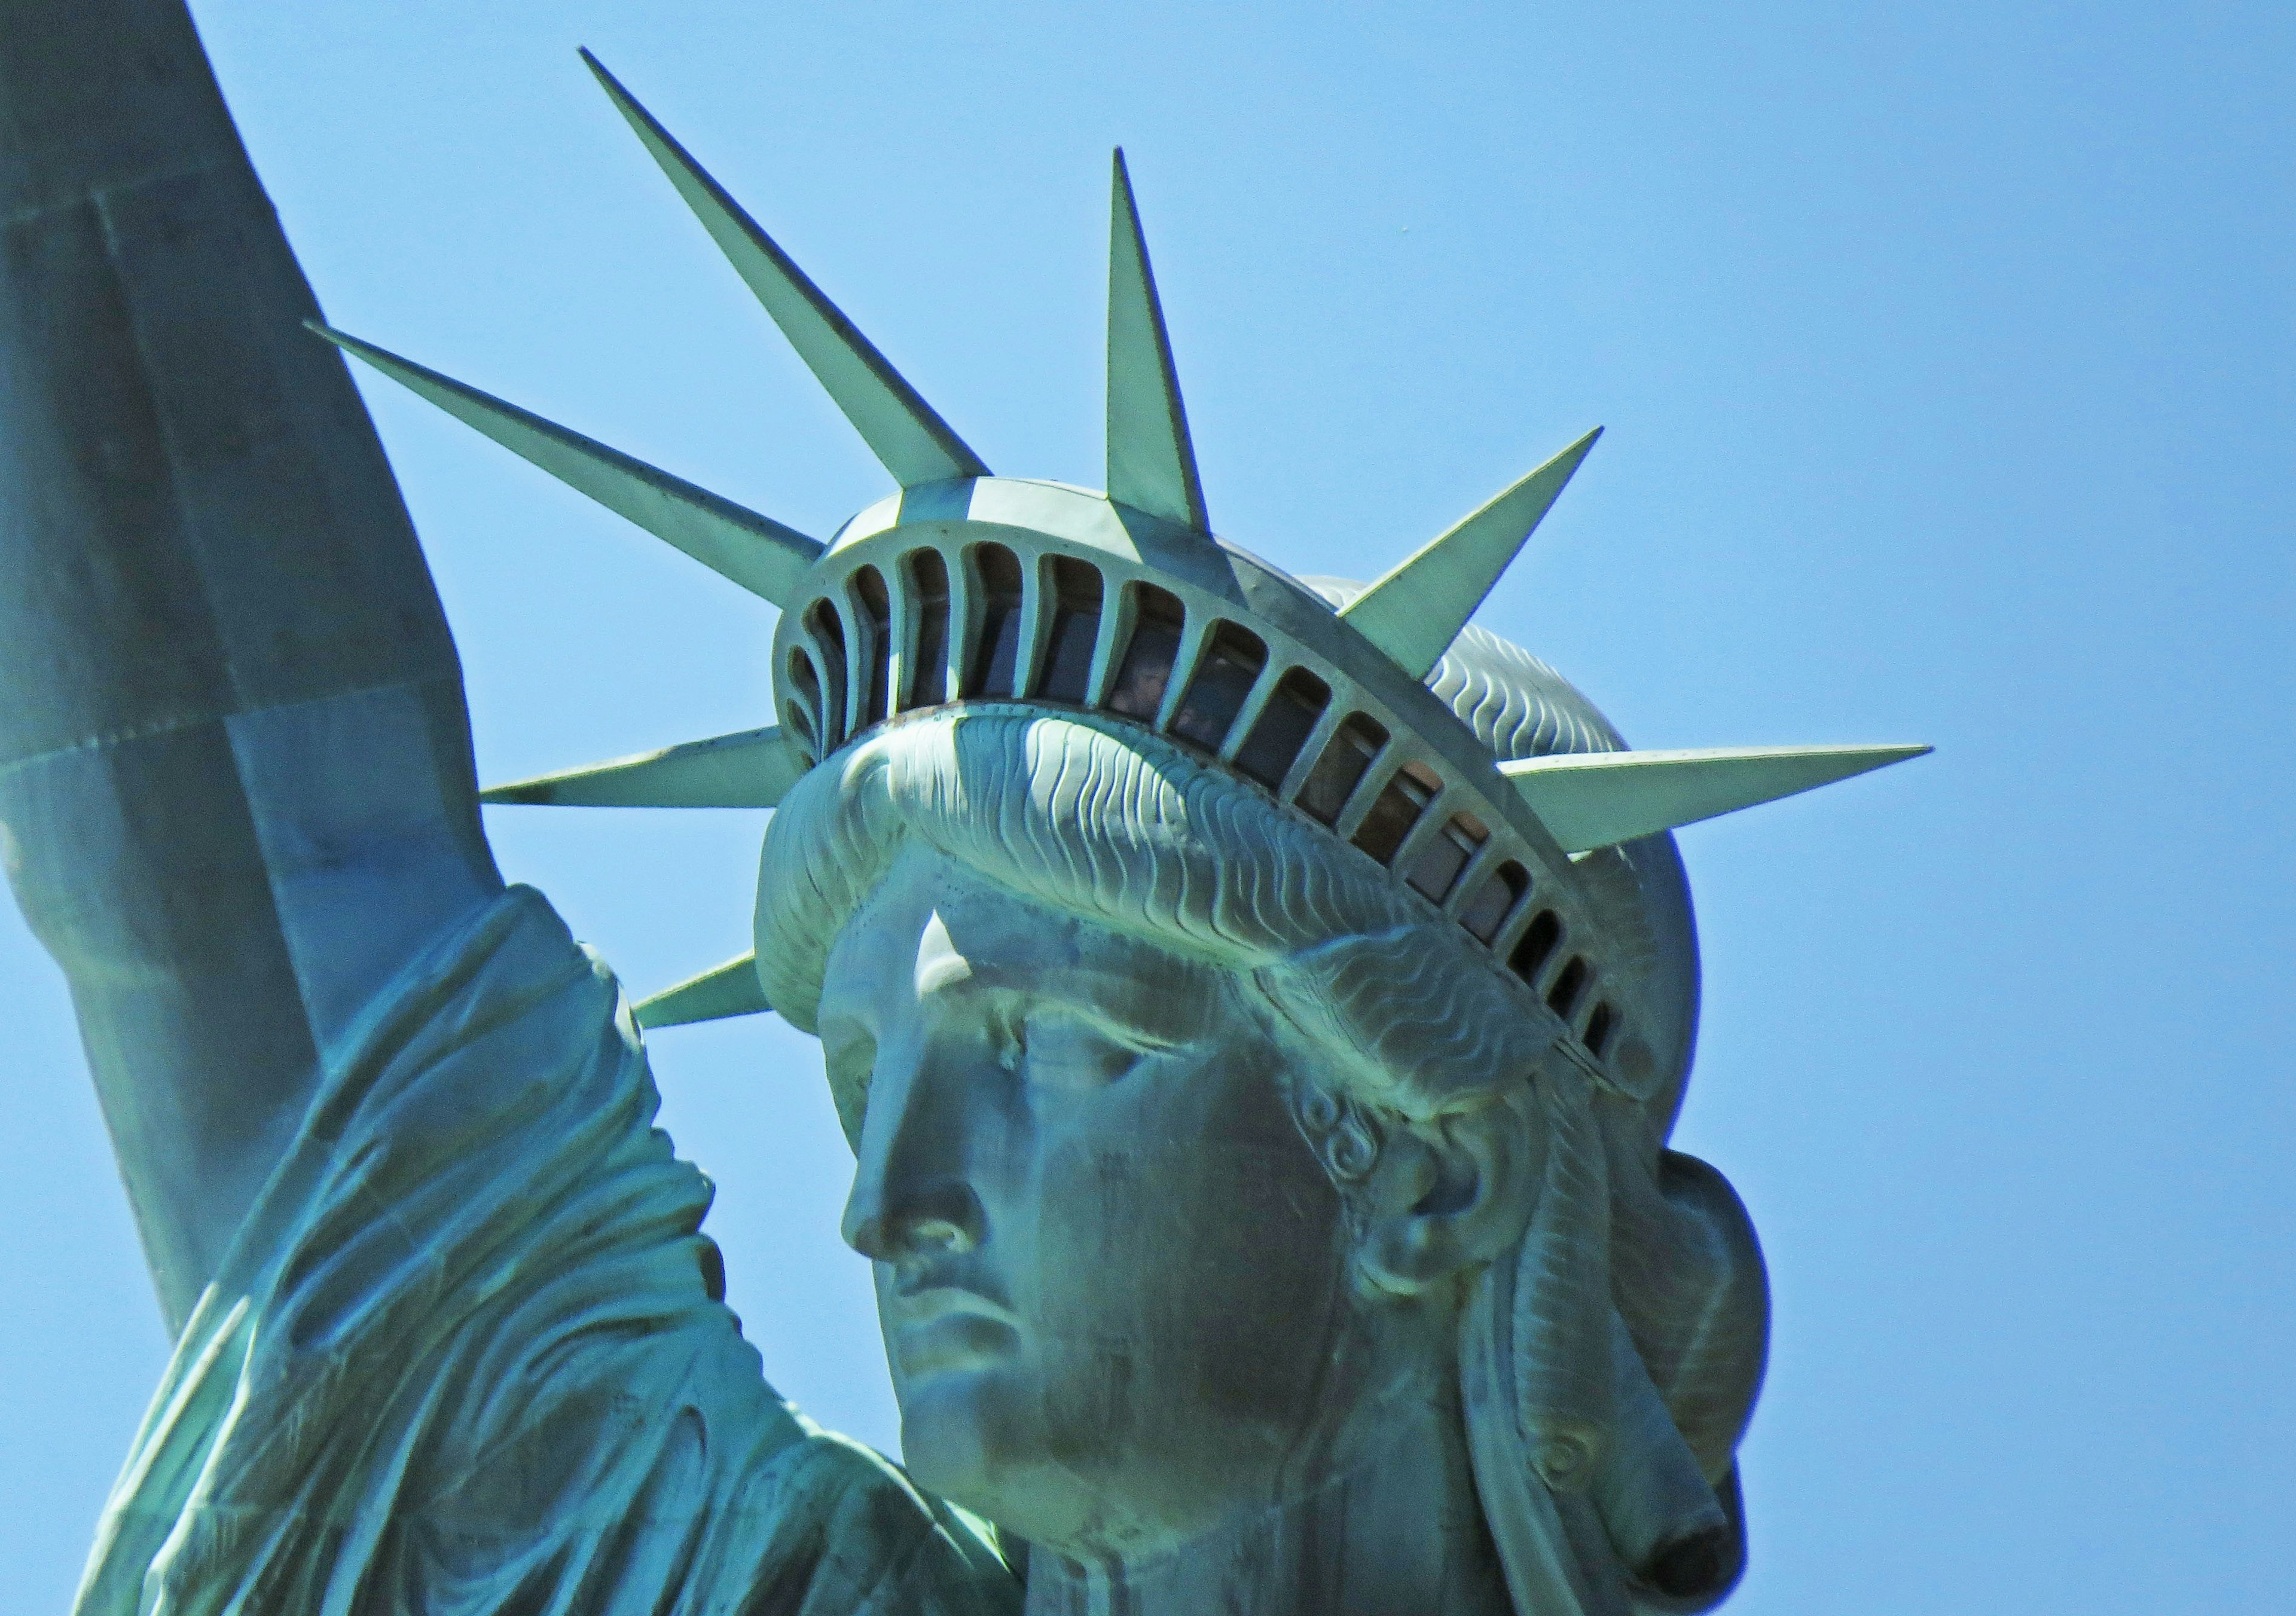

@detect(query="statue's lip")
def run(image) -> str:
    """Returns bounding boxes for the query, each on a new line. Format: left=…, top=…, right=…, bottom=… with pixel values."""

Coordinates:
left=889, top=1286, right=1023, bottom=1378
left=890, top=1284, right=1021, bottom=1331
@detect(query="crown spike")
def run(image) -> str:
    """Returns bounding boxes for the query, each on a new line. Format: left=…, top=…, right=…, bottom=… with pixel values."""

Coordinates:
left=1500, top=744, right=1931, bottom=854
left=581, top=50, right=988, bottom=488
left=481, top=726, right=805, bottom=808
left=1341, top=427, right=1602, bottom=680
left=1106, top=150, right=1209, bottom=531
left=312, top=324, right=820, bottom=604
left=634, top=952, right=773, bottom=1030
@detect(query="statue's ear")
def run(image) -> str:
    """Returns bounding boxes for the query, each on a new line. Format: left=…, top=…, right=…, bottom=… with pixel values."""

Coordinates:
left=1357, top=1090, right=1542, bottom=1297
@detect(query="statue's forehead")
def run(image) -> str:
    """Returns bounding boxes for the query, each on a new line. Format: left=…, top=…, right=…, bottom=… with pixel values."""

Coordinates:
left=822, top=846, right=1228, bottom=1024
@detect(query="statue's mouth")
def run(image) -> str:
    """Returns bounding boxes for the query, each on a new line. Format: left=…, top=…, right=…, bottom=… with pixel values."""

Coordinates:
left=888, top=1284, right=1024, bottom=1379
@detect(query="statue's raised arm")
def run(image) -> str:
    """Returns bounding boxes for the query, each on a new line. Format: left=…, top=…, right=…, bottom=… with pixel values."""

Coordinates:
left=0, top=0, right=500, bottom=1330
left=1, top=7, right=1018, bottom=1613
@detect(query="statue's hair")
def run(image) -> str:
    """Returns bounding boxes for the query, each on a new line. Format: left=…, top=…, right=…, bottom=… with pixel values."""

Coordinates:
left=755, top=702, right=1763, bottom=1614
left=755, top=705, right=1554, bottom=1114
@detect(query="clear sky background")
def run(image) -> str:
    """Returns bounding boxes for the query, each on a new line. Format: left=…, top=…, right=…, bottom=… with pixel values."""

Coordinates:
left=1, top=2, right=2288, bottom=1610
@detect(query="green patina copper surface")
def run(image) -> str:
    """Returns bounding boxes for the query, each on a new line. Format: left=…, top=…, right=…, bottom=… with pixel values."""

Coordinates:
left=0, top=8, right=1926, bottom=1614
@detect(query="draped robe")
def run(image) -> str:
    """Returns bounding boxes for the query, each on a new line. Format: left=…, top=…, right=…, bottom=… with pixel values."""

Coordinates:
left=72, top=886, right=1024, bottom=1616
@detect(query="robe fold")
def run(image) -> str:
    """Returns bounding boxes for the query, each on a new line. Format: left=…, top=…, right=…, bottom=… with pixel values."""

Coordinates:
left=74, top=885, right=1022, bottom=1616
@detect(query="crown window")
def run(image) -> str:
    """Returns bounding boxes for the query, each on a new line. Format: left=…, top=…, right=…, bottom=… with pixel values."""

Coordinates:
left=853, top=566, right=892, bottom=728
left=1234, top=668, right=1330, bottom=789
left=1546, top=956, right=1587, bottom=1019
left=1408, top=810, right=1486, bottom=904
left=784, top=648, right=822, bottom=754
left=1034, top=557, right=1105, bottom=705
left=1459, top=860, right=1528, bottom=943
left=964, top=545, right=1027, bottom=698
left=1352, top=761, right=1440, bottom=865
left=1107, top=584, right=1187, bottom=720
left=1510, top=911, right=1561, bottom=986
left=1582, top=1001, right=1616, bottom=1057
left=905, top=549, right=951, bottom=708
left=805, top=601, right=848, bottom=744
left=1296, top=713, right=1387, bottom=825
left=1171, top=622, right=1268, bottom=752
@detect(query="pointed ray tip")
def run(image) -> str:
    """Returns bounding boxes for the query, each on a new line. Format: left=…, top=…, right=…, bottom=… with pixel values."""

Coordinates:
left=1338, top=425, right=1605, bottom=679
left=297, top=320, right=821, bottom=604
left=304, top=320, right=407, bottom=373
left=1500, top=742, right=1931, bottom=854
left=633, top=952, right=773, bottom=1030
left=1110, top=148, right=1147, bottom=224
left=582, top=50, right=988, bottom=488
left=478, top=726, right=805, bottom=809
left=578, top=47, right=651, bottom=127
left=576, top=44, right=616, bottom=87
left=306, top=320, right=419, bottom=388
left=304, top=320, right=412, bottom=377
left=1104, top=146, right=1209, bottom=533
left=1541, top=423, right=1604, bottom=479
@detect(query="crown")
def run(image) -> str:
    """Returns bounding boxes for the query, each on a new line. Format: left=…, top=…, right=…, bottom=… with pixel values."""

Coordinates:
left=314, top=53, right=1925, bottom=1098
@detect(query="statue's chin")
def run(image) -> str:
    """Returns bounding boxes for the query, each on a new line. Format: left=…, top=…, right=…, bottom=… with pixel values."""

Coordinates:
left=893, top=1367, right=1034, bottom=1524
left=894, top=1365, right=1144, bottom=1557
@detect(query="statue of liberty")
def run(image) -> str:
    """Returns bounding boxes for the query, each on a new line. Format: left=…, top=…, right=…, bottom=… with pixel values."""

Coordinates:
left=0, top=4, right=1923, bottom=1612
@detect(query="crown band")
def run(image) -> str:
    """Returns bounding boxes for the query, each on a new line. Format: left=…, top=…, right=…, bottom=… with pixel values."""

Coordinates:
left=778, top=478, right=1632, bottom=1079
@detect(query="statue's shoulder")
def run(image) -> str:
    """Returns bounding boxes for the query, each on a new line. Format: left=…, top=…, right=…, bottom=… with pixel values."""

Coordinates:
left=747, top=1428, right=1025, bottom=1614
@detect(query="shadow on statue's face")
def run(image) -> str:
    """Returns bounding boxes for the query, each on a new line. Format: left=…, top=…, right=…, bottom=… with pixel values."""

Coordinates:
left=819, top=848, right=1419, bottom=1557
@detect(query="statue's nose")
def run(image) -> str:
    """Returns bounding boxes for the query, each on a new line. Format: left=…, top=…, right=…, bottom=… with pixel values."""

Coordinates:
left=839, top=1040, right=987, bottom=1264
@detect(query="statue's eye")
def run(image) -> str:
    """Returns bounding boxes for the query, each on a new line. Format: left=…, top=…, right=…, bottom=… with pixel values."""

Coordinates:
left=987, top=1004, right=1028, bottom=1074
left=1017, top=1010, right=1153, bottom=1093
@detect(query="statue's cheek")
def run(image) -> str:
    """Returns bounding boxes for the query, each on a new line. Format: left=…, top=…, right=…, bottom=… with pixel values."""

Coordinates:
left=1027, top=1115, right=1351, bottom=1482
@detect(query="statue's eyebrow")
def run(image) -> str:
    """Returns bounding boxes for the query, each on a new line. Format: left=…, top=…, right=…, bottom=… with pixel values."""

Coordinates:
left=957, top=955, right=1217, bottom=1046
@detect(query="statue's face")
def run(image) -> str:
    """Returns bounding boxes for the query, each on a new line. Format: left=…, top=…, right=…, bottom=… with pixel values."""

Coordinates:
left=818, top=848, right=1399, bottom=1556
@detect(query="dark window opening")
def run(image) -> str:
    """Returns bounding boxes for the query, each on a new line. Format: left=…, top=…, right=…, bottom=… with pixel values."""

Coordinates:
left=853, top=566, right=891, bottom=728
left=1034, top=556, right=1105, bottom=705
left=1407, top=811, right=1488, bottom=904
left=1234, top=668, right=1330, bottom=789
left=1460, top=861, right=1528, bottom=943
left=786, top=648, right=821, bottom=717
left=1297, top=714, right=1388, bottom=824
left=783, top=696, right=817, bottom=756
left=1510, top=911, right=1562, bottom=986
left=906, top=550, right=951, bottom=708
left=1170, top=622, right=1268, bottom=752
left=805, top=601, right=847, bottom=743
left=1546, top=957, right=1587, bottom=1019
left=1107, top=585, right=1186, bottom=720
left=1353, top=762, right=1441, bottom=865
left=964, top=544, right=1027, bottom=697
left=1582, top=1002, right=1616, bottom=1057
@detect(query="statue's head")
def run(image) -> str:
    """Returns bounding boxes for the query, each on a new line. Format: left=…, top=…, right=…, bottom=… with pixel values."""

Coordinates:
left=749, top=648, right=1759, bottom=1608
left=327, top=50, right=1926, bottom=1613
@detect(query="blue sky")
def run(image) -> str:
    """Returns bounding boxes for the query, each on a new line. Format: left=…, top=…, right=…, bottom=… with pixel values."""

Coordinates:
left=1, top=2, right=2288, bottom=1609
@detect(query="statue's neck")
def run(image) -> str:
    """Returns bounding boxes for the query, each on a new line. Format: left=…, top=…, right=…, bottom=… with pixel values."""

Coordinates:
left=1019, top=1394, right=1512, bottom=1616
